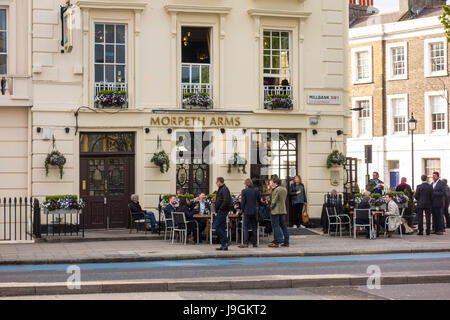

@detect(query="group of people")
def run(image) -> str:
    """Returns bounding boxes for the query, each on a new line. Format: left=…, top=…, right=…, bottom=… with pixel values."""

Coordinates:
left=362, top=171, right=450, bottom=237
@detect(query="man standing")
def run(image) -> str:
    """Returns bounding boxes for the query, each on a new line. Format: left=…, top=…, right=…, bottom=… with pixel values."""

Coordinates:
left=239, top=178, right=261, bottom=248
left=415, top=175, right=433, bottom=236
left=442, top=179, right=450, bottom=229
left=268, top=177, right=289, bottom=248
left=431, top=172, right=446, bottom=235
left=366, top=172, right=384, bottom=194
left=214, top=177, right=232, bottom=251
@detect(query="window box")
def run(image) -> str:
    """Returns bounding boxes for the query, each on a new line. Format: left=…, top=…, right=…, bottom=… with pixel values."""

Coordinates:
left=182, top=92, right=213, bottom=109
left=264, top=94, right=293, bottom=110
left=95, top=89, right=128, bottom=108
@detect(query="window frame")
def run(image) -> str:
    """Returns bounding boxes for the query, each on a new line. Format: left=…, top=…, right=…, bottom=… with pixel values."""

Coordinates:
left=352, top=96, right=373, bottom=138
left=424, top=91, right=448, bottom=134
left=386, top=42, right=407, bottom=81
left=0, top=7, right=7, bottom=75
left=424, top=37, right=448, bottom=78
left=387, top=94, right=408, bottom=136
left=423, top=158, right=441, bottom=180
left=351, top=46, right=373, bottom=84
left=262, top=29, right=292, bottom=83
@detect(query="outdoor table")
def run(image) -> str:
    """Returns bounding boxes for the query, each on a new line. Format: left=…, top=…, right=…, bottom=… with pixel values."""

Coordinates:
left=193, top=214, right=211, bottom=243
left=349, top=210, right=385, bottom=237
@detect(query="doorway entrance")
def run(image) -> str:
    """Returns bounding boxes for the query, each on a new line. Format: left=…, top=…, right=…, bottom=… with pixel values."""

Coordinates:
left=175, top=131, right=211, bottom=195
left=79, top=133, right=135, bottom=229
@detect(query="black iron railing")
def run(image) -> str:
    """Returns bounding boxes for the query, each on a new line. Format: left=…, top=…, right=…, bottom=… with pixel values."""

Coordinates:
left=0, top=197, right=38, bottom=241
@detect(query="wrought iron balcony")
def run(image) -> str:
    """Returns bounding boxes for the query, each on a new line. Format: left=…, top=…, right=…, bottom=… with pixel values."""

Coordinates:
left=94, top=82, right=128, bottom=108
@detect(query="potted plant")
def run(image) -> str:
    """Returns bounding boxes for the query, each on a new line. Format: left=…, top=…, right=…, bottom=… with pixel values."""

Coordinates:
left=182, top=92, right=213, bottom=109
left=264, top=94, right=293, bottom=110
left=386, top=191, right=409, bottom=208
left=95, top=90, right=127, bottom=108
left=227, top=152, right=247, bottom=174
left=151, top=150, right=170, bottom=173
left=42, top=195, right=84, bottom=215
left=45, top=151, right=67, bottom=179
left=326, top=150, right=346, bottom=169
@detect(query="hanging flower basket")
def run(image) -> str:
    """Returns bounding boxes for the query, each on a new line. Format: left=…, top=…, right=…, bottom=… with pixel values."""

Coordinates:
left=151, top=150, right=170, bottom=173
left=326, top=150, right=346, bottom=169
left=45, top=151, right=67, bottom=179
left=227, top=152, right=247, bottom=174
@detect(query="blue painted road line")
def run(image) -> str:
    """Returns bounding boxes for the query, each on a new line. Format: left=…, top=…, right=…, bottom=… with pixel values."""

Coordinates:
left=0, top=252, right=450, bottom=273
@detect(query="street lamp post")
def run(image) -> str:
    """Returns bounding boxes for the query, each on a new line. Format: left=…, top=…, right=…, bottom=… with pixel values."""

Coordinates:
left=408, top=113, right=417, bottom=189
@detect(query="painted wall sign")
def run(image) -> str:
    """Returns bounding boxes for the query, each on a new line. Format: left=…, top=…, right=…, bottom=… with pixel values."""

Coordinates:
left=307, top=94, right=341, bottom=105
left=150, top=116, right=241, bottom=127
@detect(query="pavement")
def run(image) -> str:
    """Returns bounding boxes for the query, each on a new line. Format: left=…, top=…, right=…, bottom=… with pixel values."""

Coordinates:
left=1, top=228, right=450, bottom=265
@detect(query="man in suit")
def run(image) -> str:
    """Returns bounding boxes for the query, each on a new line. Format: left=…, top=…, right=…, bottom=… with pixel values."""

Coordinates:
left=442, top=179, right=450, bottom=228
left=268, top=177, right=289, bottom=248
left=214, top=177, right=233, bottom=251
left=415, top=175, right=433, bottom=236
left=239, top=178, right=261, bottom=248
left=431, top=172, right=446, bottom=235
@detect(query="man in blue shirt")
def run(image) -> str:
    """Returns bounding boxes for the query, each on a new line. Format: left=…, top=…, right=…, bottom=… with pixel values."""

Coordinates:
left=366, top=171, right=384, bottom=194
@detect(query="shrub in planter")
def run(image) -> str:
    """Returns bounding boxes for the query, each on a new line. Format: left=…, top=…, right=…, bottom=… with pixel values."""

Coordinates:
left=326, top=150, right=346, bottom=168
left=264, top=94, right=293, bottom=110
left=95, top=90, right=127, bottom=108
left=151, top=150, right=170, bottom=173
left=182, top=92, right=213, bottom=108
left=45, top=151, right=67, bottom=179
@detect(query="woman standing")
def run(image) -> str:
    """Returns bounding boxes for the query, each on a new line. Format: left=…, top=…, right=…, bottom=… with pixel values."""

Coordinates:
left=289, top=175, right=307, bottom=228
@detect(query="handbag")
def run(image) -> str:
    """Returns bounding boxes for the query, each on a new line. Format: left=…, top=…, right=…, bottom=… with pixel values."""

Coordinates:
left=302, top=207, right=310, bottom=225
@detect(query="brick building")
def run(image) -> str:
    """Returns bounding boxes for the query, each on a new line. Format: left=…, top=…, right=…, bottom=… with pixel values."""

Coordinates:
left=348, top=0, right=449, bottom=191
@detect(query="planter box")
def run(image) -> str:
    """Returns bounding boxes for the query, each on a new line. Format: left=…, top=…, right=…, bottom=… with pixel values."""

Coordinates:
left=44, top=208, right=80, bottom=215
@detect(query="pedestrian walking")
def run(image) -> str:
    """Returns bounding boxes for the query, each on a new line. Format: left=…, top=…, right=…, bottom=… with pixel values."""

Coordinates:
left=431, top=172, right=446, bottom=235
left=239, top=178, right=261, bottom=248
left=214, top=177, right=233, bottom=251
left=267, top=177, right=289, bottom=248
left=415, top=175, right=433, bottom=236
left=289, top=175, right=307, bottom=228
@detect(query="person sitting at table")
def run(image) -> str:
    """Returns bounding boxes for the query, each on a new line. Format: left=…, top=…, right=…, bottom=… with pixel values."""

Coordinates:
left=380, top=194, right=402, bottom=238
left=357, top=196, right=378, bottom=238
left=191, top=193, right=209, bottom=239
left=178, top=197, right=199, bottom=244
left=129, top=194, right=158, bottom=233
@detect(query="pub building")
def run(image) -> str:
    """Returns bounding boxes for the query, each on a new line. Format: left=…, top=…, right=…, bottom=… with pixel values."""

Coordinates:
left=1, top=0, right=349, bottom=229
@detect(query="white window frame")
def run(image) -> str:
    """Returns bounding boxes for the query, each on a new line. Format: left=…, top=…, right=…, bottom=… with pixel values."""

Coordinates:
left=352, top=96, right=373, bottom=138
left=387, top=94, right=408, bottom=136
left=386, top=42, right=407, bottom=81
left=424, top=91, right=448, bottom=134
left=423, top=159, right=441, bottom=179
left=351, top=46, right=373, bottom=84
left=424, top=37, right=448, bottom=78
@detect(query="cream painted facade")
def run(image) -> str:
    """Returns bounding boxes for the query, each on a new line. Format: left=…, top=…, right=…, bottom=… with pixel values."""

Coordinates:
left=1, top=0, right=349, bottom=224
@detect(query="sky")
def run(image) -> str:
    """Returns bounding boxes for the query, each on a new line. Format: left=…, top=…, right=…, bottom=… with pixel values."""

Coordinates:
left=374, top=0, right=450, bottom=13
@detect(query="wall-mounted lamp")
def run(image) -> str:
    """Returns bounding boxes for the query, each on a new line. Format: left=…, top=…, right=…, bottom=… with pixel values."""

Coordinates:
left=167, top=128, right=173, bottom=134
left=65, top=127, right=70, bottom=134
left=336, top=130, right=344, bottom=136
left=145, top=128, right=150, bottom=134
left=220, top=128, right=226, bottom=134
left=242, top=129, right=247, bottom=134
left=312, top=129, right=318, bottom=135
left=37, top=127, right=42, bottom=133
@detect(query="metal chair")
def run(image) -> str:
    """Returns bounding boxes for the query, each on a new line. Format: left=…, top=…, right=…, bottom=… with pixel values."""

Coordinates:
left=171, top=212, right=199, bottom=245
left=128, top=204, right=148, bottom=234
left=326, top=206, right=350, bottom=237
left=163, top=210, right=174, bottom=240
left=240, top=219, right=260, bottom=246
left=384, top=208, right=405, bottom=238
left=353, top=209, right=373, bottom=239
left=209, top=212, right=230, bottom=245
left=335, top=207, right=352, bottom=237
